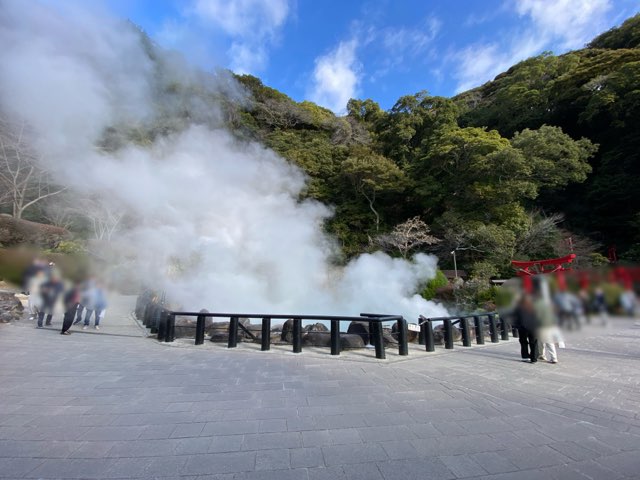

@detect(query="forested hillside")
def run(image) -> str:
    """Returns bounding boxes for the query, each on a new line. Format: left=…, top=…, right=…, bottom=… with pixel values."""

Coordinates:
left=2, top=14, right=639, bottom=283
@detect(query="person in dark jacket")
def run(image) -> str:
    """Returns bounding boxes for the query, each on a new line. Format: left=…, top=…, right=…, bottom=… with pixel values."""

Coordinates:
left=61, top=283, right=80, bottom=335
left=37, top=272, right=64, bottom=327
left=513, top=293, right=539, bottom=363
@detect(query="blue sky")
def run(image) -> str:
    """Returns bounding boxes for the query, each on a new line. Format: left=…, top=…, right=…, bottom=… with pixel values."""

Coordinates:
left=108, top=0, right=638, bottom=113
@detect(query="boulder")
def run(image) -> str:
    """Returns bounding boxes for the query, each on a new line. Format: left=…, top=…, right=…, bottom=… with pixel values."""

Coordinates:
left=433, top=324, right=462, bottom=345
left=0, top=292, right=24, bottom=323
left=340, top=334, right=365, bottom=349
left=347, top=321, right=371, bottom=344
left=391, top=321, right=419, bottom=343
left=281, top=319, right=294, bottom=343
left=302, top=322, right=331, bottom=347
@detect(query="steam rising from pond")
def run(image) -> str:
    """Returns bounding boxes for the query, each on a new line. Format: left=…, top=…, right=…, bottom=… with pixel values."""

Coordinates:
left=0, top=0, right=448, bottom=320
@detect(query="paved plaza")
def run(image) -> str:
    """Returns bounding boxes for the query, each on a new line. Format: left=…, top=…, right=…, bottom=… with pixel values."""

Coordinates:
left=1, top=296, right=639, bottom=479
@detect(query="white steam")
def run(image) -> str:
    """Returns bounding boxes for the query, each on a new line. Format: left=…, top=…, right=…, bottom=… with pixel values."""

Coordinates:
left=0, top=1, right=448, bottom=321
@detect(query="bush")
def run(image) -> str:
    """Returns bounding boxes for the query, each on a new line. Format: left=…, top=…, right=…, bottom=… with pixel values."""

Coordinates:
left=421, top=269, right=449, bottom=300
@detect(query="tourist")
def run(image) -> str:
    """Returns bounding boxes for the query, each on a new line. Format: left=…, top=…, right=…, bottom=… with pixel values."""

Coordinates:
left=82, top=282, right=107, bottom=330
left=60, top=282, right=80, bottom=335
left=513, top=293, right=538, bottom=363
left=73, top=278, right=94, bottom=325
left=533, top=280, right=559, bottom=364
left=37, top=271, right=64, bottom=327
left=26, top=268, right=46, bottom=321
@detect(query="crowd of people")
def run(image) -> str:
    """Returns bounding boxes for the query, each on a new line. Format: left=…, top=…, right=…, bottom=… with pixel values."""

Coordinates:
left=511, top=274, right=638, bottom=364
left=22, top=259, right=107, bottom=335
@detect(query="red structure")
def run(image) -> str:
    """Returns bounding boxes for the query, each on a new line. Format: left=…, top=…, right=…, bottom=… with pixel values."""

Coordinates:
left=511, top=254, right=576, bottom=277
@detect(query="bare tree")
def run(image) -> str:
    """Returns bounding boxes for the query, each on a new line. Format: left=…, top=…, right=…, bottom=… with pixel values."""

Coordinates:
left=0, top=117, right=65, bottom=219
left=78, top=197, right=124, bottom=241
left=375, top=216, right=440, bottom=258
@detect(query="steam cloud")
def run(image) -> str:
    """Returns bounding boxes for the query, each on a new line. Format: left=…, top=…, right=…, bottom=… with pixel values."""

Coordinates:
left=0, top=1, right=448, bottom=320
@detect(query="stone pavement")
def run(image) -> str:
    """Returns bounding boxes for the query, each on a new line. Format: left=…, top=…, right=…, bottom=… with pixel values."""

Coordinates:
left=1, top=298, right=639, bottom=480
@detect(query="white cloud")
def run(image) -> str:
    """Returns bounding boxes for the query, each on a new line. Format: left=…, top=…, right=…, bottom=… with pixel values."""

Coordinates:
left=515, top=0, right=612, bottom=50
left=382, top=17, right=441, bottom=57
left=308, top=39, right=361, bottom=114
left=186, top=0, right=290, bottom=73
left=451, top=0, right=613, bottom=92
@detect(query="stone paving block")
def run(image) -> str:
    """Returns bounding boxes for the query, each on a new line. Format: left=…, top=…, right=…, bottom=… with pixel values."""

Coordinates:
left=287, top=416, right=318, bottom=431
left=322, top=443, right=387, bottom=466
left=201, top=420, right=260, bottom=436
left=438, top=454, right=488, bottom=478
left=548, top=441, right=600, bottom=461
left=19, top=425, right=91, bottom=441
left=170, top=422, right=205, bottom=438
left=500, top=445, right=573, bottom=469
left=380, top=440, right=421, bottom=460
left=376, top=457, right=455, bottom=480
left=174, top=436, right=212, bottom=454
left=208, top=435, right=244, bottom=453
left=259, top=419, right=288, bottom=433
left=290, top=447, right=324, bottom=468
left=255, top=448, right=291, bottom=470
left=69, top=440, right=117, bottom=458
left=302, top=430, right=331, bottom=447
left=357, top=425, right=416, bottom=443
left=181, top=451, right=256, bottom=475
left=314, top=414, right=368, bottom=430
left=106, top=439, right=177, bottom=457
left=81, top=425, right=145, bottom=441
left=308, top=465, right=346, bottom=480
left=0, top=457, right=43, bottom=478
left=138, top=424, right=176, bottom=439
left=234, top=468, right=310, bottom=480
left=0, top=439, right=80, bottom=458
left=432, top=422, right=468, bottom=436
left=242, top=432, right=302, bottom=450
left=26, top=458, right=118, bottom=479
left=406, top=422, right=440, bottom=438
left=470, top=451, right=519, bottom=474
left=595, top=450, right=640, bottom=477
left=564, top=459, right=627, bottom=480
left=341, top=462, right=384, bottom=480
left=411, top=434, right=497, bottom=456
left=330, top=428, right=362, bottom=445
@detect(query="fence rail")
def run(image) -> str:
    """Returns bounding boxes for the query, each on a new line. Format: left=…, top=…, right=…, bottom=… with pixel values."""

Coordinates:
left=138, top=298, right=509, bottom=360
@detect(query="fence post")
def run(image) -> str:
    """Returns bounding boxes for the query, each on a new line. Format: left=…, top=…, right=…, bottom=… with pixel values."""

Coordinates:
left=423, top=319, right=435, bottom=352
left=397, top=318, right=409, bottom=356
left=460, top=317, right=471, bottom=347
left=499, top=314, right=509, bottom=340
left=444, top=319, right=454, bottom=349
left=330, top=320, right=340, bottom=355
left=261, top=317, right=271, bottom=351
left=165, top=313, right=175, bottom=343
left=488, top=314, right=499, bottom=343
left=195, top=315, right=205, bottom=345
left=228, top=317, right=238, bottom=348
left=292, top=318, right=302, bottom=353
left=512, top=325, right=519, bottom=338
left=474, top=315, right=485, bottom=345
left=157, top=311, right=166, bottom=341
left=150, top=306, right=161, bottom=334
left=143, top=303, right=151, bottom=327
left=372, top=321, right=386, bottom=360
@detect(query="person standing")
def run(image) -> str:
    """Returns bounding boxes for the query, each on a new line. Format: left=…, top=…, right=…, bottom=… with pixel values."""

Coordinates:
left=82, top=282, right=107, bottom=330
left=37, top=272, right=64, bottom=328
left=61, top=283, right=80, bottom=335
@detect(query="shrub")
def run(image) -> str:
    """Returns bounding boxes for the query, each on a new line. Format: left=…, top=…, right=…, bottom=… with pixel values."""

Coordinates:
left=421, top=269, right=449, bottom=300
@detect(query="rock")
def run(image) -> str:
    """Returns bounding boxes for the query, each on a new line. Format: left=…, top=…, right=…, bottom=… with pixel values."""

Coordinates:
left=382, top=332, right=399, bottom=346
left=340, top=334, right=365, bottom=349
left=303, top=331, right=331, bottom=347
left=433, top=324, right=462, bottom=345
left=391, top=321, right=419, bottom=343
left=0, top=292, right=24, bottom=323
left=281, top=319, right=294, bottom=343
left=208, top=321, right=230, bottom=342
left=347, top=321, right=371, bottom=344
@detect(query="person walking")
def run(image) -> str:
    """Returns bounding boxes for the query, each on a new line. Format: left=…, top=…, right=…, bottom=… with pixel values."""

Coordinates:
left=514, top=293, right=538, bottom=363
left=61, top=282, right=80, bottom=335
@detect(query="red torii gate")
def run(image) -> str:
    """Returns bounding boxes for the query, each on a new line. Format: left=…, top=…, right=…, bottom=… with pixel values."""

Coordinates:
left=511, top=254, right=576, bottom=277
